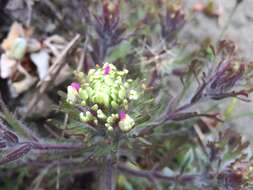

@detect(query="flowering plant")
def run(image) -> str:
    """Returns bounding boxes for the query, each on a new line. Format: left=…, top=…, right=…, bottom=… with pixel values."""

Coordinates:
left=0, top=1, right=253, bottom=190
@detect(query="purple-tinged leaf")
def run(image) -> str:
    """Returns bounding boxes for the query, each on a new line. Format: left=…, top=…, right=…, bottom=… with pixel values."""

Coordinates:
left=0, top=143, right=32, bottom=165
left=31, top=142, right=84, bottom=151
left=191, top=61, right=247, bottom=103
left=208, top=90, right=249, bottom=102
left=3, top=130, right=19, bottom=144
left=0, top=141, right=6, bottom=149
left=161, top=6, right=185, bottom=43
left=167, top=112, right=222, bottom=122
left=191, top=81, right=207, bottom=104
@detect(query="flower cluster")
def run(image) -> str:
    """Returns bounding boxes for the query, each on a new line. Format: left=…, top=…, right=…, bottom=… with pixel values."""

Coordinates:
left=66, top=63, right=138, bottom=132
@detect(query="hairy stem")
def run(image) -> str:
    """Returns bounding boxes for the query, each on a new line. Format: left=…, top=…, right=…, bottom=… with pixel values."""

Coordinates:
left=117, top=163, right=199, bottom=183
left=99, top=155, right=116, bottom=190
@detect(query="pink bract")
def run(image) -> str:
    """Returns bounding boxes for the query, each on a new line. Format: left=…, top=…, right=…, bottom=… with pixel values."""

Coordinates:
left=70, top=82, right=80, bottom=91
left=119, top=111, right=126, bottom=120
left=103, top=65, right=111, bottom=75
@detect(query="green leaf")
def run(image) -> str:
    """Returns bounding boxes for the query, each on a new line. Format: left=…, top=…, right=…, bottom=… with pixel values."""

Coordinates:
left=224, top=98, right=237, bottom=120
left=118, top=175, right=134, bottom=190
left=180, top=148, right=194, bottom=174
left=107, top=42, right=132, bottom=62
left=206, top=46, right=215, bottom=61
left=0, top=97, right=32, bottom=139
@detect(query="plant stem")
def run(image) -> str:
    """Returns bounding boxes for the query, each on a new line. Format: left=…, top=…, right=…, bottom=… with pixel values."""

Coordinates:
left=99, top=155, right=116, bottom=190
left=31, top=142, right=84, bottom=150
left=117, top=163, right=199, bottom=183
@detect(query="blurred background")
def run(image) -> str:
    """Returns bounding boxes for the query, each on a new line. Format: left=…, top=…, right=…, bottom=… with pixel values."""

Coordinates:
left=180, top=0, right=253, bottom=144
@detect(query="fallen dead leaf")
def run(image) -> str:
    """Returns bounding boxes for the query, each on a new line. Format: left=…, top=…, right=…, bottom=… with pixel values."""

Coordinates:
left=10, top=75, right=37, bottom=97
left=27, top=38, right=42, bottom=52
left=0, top=54, right=18, bottom=78
left=1, top=22, right=25, bottom=51
left=30, top=50, right=50, bottom=80
left=43, top=35, right=66, bottom=57
left=45, top=35, right=66, bottom=44
left=7, top=37, right=27, bottom=61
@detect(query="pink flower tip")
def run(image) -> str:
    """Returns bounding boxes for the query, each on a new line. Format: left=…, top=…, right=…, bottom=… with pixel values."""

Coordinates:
left=103, top=65, right=111, bottom=75
left=119, top=111, right=126, bottom=120
left=70, top=82, right=80, bottom=91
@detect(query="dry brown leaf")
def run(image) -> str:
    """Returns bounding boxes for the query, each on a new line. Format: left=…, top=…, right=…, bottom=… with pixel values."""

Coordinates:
left=1, top=22, right=25, bottom=51
left=44, top=35, right=66, bottom=44
left=10, top=75, right=37, bottom=97
left=27, top=38, right=42, bottom=52
left=43, top=35, right=67, bottom=57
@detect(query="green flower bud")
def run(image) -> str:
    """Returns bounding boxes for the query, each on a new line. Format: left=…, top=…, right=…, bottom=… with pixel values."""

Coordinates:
left=102, top=86, right=110, bottom=94
left=123, top=99, right=128, bottom=110
left=91, top=104, right=99, bottom=111
left=117, top=69, right=128, bottom=76
left=80, top=112, right=89, bottom=122
left=93, top=81, right=102, bottom=89
left=124, top=81, right=130, bottom=88
left=118, top=87, right=126, bottom=99
left=86, top=87, right=94, bottom=97
left=107, top=114, right=118, bottom=124
left=104, top=76, right=114, bottom=86
left=119, top=114, right=135, bottom=132
left=103, top=94, right=110, bottom=107
left=74, top=71, right=86, bottom=84
left=94, top=70, right=102, bottom=79
left=111, top=114, right=119, bottom=120
left=129, top=90, right=138, bottom=100
left=85, top=111, right=94, bottom=121
left=66, top=86, right=78, bottom=104
left=105, top=123, right=113, bottom=131
left=88, top=69, right=96, bottom=77
left=108, top=126, right=113, bottom=131
left=79, top=88, right=89, bottom=100
left=81, top=100, right=87, bottom=106
left=115, top=76, right=122, bottom=84
left=123, top=69, right=129, bottom=74
left=97, top=109, right=107, bottom=120
left=123, top=99, right=128, bottom=105
left=111, top=101, right=119, bottom=109
left=107, top=116, right=114, bottom=124
left=110, top=89, right=118, bottom=100
left=94, top=93, right=110, bottom=107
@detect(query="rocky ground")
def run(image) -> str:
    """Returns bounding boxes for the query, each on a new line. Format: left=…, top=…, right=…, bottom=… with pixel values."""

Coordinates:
left=182, top=0, right=253, bottom=61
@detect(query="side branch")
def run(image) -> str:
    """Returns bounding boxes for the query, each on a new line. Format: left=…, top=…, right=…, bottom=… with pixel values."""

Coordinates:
left=117, top=163, right=199, bottom=183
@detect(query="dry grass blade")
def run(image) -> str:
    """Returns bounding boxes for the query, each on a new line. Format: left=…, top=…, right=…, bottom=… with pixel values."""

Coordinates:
left=24, top=34, right=81, bottom=117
